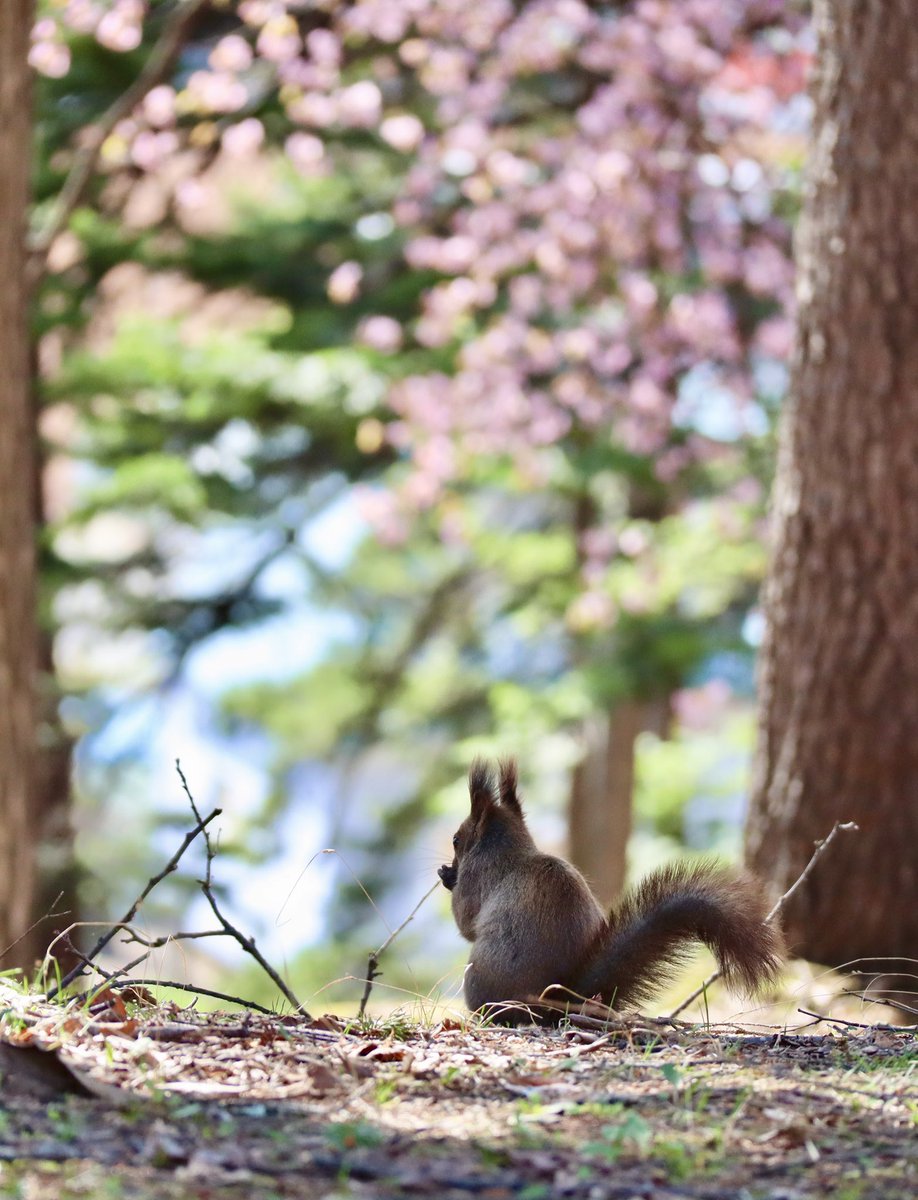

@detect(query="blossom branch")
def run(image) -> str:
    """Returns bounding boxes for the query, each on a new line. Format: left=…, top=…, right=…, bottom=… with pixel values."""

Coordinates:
left=29, top=0, right=210, bottom=280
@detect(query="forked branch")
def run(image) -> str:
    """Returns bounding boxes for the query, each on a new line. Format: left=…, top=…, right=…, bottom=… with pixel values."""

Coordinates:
left=47, top=762, right=309, bottom=1018
left=174, top=761, right=308, bottom=1015
left=47, top=805, right=221, bottom=999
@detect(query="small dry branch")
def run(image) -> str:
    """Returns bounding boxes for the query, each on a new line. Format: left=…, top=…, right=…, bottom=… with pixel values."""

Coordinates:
left=0, top=892, right=68, bottom=964
left=47, top=762, right=309, bottom=1019
left=47, top=805, right=221, bottom=999
left=174, top=761, right=309, bottom=1016
left=797, top=1007, right=918, bottom=1034
left=109, top=978, right=277, bottom=1016
left=357, top=880, right=441, bottom=1019
left=668, top=819, right=860, bottom=1019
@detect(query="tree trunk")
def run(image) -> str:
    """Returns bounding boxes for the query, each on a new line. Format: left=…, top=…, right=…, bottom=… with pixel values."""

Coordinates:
left=23, top=332, right=78, bottom=969
left=0, top=0, right=39, bottom=967
left=568, top=702, right=648, bottom=908
left=23, top=631, right=77, bottom=969
left=746, top=0, right=918, bottom=968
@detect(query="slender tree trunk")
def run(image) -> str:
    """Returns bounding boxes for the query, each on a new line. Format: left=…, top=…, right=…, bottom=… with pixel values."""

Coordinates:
left=24, top=632, right=77, bottom=968
left=746, top=0, right=918, bottom=967
left=0, top=0, right=39, bottom=966
left=569, top=702, right=648, bottom=908
left=23, top=334, right=78, bottom=968
left=566, top=480, right=672, bottom=910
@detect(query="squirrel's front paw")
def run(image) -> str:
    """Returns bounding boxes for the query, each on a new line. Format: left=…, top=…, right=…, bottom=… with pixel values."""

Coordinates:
left=438, top=862, right=458, bottom=891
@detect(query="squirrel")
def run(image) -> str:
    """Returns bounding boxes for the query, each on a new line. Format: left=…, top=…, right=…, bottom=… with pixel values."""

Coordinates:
left=438, top=758, right=784, bottom=1016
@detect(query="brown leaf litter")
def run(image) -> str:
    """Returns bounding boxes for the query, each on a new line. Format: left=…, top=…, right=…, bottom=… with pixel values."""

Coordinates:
left=0, top=981, right=915, bottom=1199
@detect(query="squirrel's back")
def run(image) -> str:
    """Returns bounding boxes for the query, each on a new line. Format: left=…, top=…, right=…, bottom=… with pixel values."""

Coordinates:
left=465, top=851, right=605, bottom=1011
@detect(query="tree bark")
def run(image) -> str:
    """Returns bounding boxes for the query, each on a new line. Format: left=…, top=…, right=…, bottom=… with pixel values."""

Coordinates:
left=568, top=702, right=648, bottom=908
left=746, top=0, right=918, bottom=967
left=0, top=0, right=39, bottom=967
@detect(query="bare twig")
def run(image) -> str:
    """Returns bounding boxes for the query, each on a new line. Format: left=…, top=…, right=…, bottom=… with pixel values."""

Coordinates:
left=65, top=941, right=275, bottom=1019
left=357, top=880, right=441, bottom=1019
left=55, top=924, right=228, bottom=1000
left=66, top=923, right=287, bottom=1017
left=759, top=821, right=860, bottom=925
left=110, top=978, right=277, bottom=1016
left=124, top=928, right=229, bottom=949
left=844, top=990, right=918, bottom=1017
left=90, top=945, right=156, bottom=987
left=669, top=820, right=860, bottom=1019
left=49, top=762, right=308, bottom=1018
left=59, top=938, right=118, bottom=987
left=0, top=892, right=68, bottom=963
left=28, top=0, right=210, bottom=279
left=105, top=926, right=255, bottom=991
left=47, top=806, right=222, bottom=999
left=356, top=965, right=377, bottom=1020
left=562, top=1012, right=667, bottom=1041
left=174, top=761, right=309, bottom=1017
left=797, top=1008, right=918, bottom=1033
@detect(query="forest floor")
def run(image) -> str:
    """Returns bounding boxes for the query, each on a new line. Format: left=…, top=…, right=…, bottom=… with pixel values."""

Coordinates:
left=0, top=983, right=916, bottom=1200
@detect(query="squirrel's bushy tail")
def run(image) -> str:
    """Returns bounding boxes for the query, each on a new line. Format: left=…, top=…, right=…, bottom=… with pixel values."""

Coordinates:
left=572, top=861, right=784, bottom=1008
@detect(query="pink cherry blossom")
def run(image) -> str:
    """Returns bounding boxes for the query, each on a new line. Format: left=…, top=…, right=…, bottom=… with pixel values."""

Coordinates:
left=44, top=0, right=807, bottom=612
left=357, top=316, right=404, bottom=353
left=327, top=262, right=363, bottom=305
left=221, top=118, right=266, bottom=158
left=380, top=114, right=426, bottom=153
left=142, top=85, right=177, bottom=129
left=30, top=38, right=71, bottom=78
left=209, top=34, right=254, bottom=74
left=285, top=131, right=325, bottom=173
left=336, top=81, right=383, bottom=128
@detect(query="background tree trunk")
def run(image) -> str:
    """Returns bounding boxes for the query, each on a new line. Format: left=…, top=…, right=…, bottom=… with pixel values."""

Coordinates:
left=23, top=346, right=79, bottom=968
left=569, top=702, right=648, bottom=908
left=23, top=630, right=76, bottom=968
left=746, top=0, right=918, bottom=969
left=0, top=0, right=39, bottom=967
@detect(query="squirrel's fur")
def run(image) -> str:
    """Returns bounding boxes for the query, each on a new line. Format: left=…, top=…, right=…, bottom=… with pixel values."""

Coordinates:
left=438, top=759, right=784, bottom=1015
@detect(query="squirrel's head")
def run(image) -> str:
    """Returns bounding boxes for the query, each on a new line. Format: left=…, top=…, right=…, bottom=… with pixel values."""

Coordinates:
left=438, top=758, right=529, bottom=890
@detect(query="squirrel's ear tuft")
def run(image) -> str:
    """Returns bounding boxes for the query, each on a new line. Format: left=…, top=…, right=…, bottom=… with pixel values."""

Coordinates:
left=468, top=758, right=497, bottom=821
left=498, top=758, right=524, bottom=818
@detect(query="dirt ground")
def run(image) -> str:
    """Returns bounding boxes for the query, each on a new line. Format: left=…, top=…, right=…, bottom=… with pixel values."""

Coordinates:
left=0, top=983, right=915, bottom=1200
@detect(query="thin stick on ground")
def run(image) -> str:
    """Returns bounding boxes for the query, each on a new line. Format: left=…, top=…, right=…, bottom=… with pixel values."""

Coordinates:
left=109, top=978, right=277, bottom=1016
left=174, top=761, right=309, bottom=1017
left=52, top=924, right=229, bottom=1002
left=797, top=1007, right=918, bottom=1034
left=47, top=806, right=222, bottom=999
left=358, top=880, right=441, bottom=1019
left=61, top=926, right=289, bottom=1021
left=76, top=928, right=228, bottom=995
left=845, top=989, right=918, bottom=1018
left=668, top=820, right=860, bottom=1019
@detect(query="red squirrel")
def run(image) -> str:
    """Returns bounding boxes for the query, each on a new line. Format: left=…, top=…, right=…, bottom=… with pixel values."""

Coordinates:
left=438, top=759, right=783, bottom=1015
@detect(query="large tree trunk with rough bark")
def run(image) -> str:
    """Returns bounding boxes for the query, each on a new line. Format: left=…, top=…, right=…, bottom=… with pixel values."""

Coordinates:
left=746, top=0, right=918, bottom=969
left=0, top=0, right=39, bottom=968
